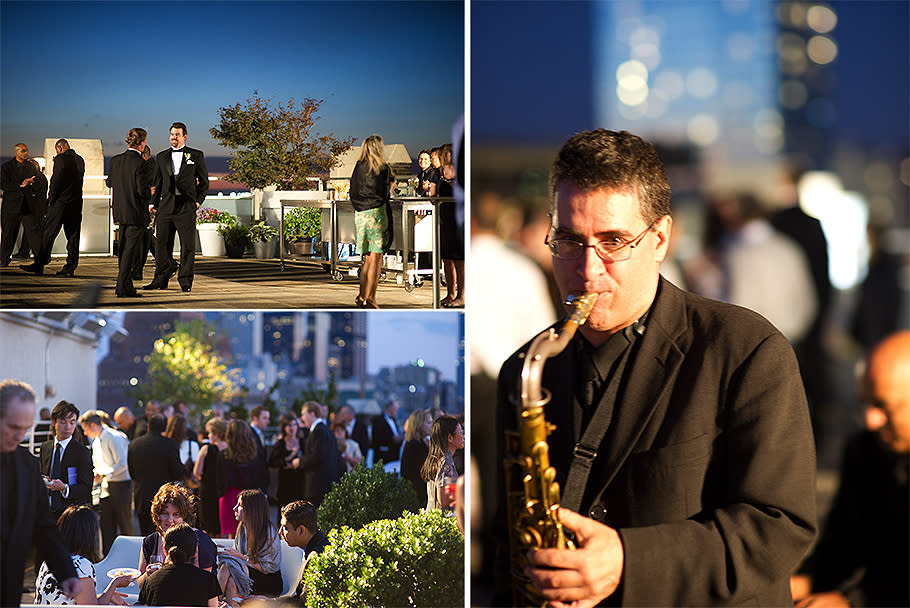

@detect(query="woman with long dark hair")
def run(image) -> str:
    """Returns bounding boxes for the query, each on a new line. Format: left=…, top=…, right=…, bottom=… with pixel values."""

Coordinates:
left=420, top=415, right=464, bottom=510
left=268, top=412, right=304, bottom=508
left=34, top=505, right=132, bottom=605
left=164, top=414, right=200, bottom=490
left=137, top=523, right=221, bottom=607
left=217, top=420, right=266, bottom=537
left=350, top=134, right=395, bottom=309
left=218, top=489, right=283, bottom=600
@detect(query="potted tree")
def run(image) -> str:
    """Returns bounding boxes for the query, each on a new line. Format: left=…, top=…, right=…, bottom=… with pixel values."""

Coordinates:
left=196, top=207, right=235, bottom=256
left=284, top=206, right=321, bottom=256
left=248, top=220, right=279, bottom=259
left=218, top=221, right=249, bottom=258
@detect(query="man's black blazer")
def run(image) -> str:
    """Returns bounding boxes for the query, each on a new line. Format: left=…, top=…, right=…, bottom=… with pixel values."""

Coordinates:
left=250, top=424, right=270, bottom=494
left=0, top=158, right=40, bottom=215
left=1, top=446, right=77, bottom=607
left=152, top=146, right=208, bottom=216
left=127, top=431, right=183, bottom=506
left=371, top=414, right=401, bottom=464
left=299, top=422, right=339, bottom=502
left=351, top=418, right=370, bottom=453
left=47, top=148, right=84, bottom=207
left=38, top=438, right=94, bottom=513
left=107, top=149, right=152, bottom=227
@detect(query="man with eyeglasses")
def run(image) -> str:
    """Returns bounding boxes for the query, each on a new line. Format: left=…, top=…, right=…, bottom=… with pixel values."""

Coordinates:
left=493, top=130, right=817, bottom=607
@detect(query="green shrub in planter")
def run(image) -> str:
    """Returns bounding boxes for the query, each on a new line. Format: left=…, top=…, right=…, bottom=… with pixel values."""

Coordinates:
left=217, top=222, right=250, bottom=247
left=303, top=509, right=464, bottom=608
left=248, top=220, right=279, bottom=242
left=318, top=461, right=420, bottom=533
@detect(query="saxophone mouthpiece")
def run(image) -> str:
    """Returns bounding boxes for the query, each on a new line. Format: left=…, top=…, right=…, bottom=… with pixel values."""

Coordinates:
left=564, top=292, right=598, bottom=326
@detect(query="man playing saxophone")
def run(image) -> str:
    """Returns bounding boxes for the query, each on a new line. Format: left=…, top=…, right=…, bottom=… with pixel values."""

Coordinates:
left=494, top=130, right=817, bottom=607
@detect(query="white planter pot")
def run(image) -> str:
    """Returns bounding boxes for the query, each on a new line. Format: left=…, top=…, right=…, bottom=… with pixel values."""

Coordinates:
left=197, top=223, right=225, bottom=256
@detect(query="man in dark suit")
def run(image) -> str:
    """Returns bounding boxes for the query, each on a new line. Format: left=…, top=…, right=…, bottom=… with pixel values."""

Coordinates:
left=37, top=400, right=93, bottom=522
left=0, top=143, right=44, bottom=268
left=144, top=122, right=208, bottom=292
left=107, top=127, right=154, bottom=298
left=371, top=399, right=402, bottom=465
left=299, top=402, right=339, bottom=506
left=248, top=405, right=271, bottom=493
left=22, top=139, right=85, bottom=277
left=127, top=413, right=183, bottom=535
left=339, top=405, right=370, bottom=455
left=1, top=380, right=78, bottom=606
left=491, top=130, right=816, bottom=607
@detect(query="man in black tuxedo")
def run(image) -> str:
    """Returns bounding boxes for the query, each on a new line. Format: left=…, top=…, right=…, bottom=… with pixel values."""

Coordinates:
left=371, top=399, right=402, bottom=465
left=0, top=143, right=44, bottom=268
left=299, top=402, right=340, bottom=506
left=1, top=380, right=78, bottom=606
left=107, top=127, right=154, bottom=298
left=248, top=405, right=271, bottom=493
left=127, top=413, right=183, bottom=535
left=22, top=139, right=85, bottom=277
left=339, top=405, right=370, bottom=455
left=144, top=122, right=208, bottom=292
left=37, top=400, right=93, bottom=522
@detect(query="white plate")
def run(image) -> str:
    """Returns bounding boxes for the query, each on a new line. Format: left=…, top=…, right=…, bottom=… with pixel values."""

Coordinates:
left=106, top=567, right=141, bottom=581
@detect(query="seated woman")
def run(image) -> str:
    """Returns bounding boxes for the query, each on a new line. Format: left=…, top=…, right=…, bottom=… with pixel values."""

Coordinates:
left=136, top=483, right=217, bottom=589
left=137, top=523, right=222, bottom=607
left=218, top=489, right=283, bottom=602
left=34, top=505, right=132, bottom=605
left=421, top=415, right=464, bottom=511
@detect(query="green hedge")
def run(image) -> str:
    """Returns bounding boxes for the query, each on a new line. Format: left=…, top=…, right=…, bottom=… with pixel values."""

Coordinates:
left=303, top=509, right=464, bottom=607
left=318, top=461, right=420, bottom=533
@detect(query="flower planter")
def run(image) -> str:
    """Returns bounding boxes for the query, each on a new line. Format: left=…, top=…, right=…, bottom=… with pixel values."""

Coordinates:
left=289, top=240, right=314, bottom=256
left=253, top=239, right=276, bottom=259
left=197, top=223, right=226, bottom=257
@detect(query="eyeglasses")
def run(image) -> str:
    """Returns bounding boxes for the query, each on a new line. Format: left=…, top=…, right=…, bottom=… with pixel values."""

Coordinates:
left=545, top=222, right=654, bottom=262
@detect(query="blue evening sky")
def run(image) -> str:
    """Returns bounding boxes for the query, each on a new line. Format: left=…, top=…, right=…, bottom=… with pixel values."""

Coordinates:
left=367, top=311, right=463, bottom=381
left=1, top=1, right=464, bottom=162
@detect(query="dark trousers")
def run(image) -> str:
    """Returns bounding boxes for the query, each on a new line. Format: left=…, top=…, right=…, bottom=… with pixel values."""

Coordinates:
left=116, top=224, right=143, bottom=294
left=1, top=211, right=42, bottom=264
left=100, top=480, right=132, bottom=555
left=153, top=206, right=195, bottom=288
left=38, top=201, right=82, bottom=271
left=132, top=226, right=156, bottom=279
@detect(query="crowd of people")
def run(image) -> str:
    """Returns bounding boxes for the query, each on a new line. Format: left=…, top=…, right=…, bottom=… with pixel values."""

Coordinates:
left=0, top=382, right=465, bottom=607
left=350, top=135, right=464, bottom=309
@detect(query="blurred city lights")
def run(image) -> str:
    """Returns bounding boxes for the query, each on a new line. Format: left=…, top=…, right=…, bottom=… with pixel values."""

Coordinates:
left=686, top=67, right=719, bottom=99
left=687, top=114, right=720, bottom=147
left=129, top=377, right=138, bottom=386
left=807, top=5, right=837, bottom=33
left=807, top=35, right=838, bottom=64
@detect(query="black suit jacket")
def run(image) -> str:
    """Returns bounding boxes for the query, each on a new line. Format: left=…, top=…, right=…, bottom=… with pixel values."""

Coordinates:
left=47, top=148, right=84, bottom=207
left=495, top=278, right=817, bottom=606
left=250, top=424, right=271, bottom=493
left=127, top=431, right=183, bottom=506
left=371, top=414, right=401, bottom=464
left=107, top=149, right=153, bottom=226
left=152, top=146, right=208, bottom=216
left=38, top=438, right=94, bottom=514
left=299, top=422, right=339, bottom=501
left=1, top=158, right=41, bottom=215
left=350, top=418, right=370, bottom=453
left=1, top=446, right=77, bottom=607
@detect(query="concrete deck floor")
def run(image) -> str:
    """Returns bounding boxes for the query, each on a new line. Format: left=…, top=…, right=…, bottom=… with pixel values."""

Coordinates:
left=1, top=255, right=443, bottom=310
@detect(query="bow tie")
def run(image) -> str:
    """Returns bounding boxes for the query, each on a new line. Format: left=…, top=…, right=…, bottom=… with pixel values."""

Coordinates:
left=171, top=148, right=185, bottom=153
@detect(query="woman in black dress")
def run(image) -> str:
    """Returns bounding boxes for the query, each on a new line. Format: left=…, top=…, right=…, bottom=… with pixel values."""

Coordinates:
left=400, top=409, right=432, bottom=507
left=436, top=143, right=464, bottom=307
left=193, top=417, right=227, bottom=537
left=268, top=412, right=303, bottom=508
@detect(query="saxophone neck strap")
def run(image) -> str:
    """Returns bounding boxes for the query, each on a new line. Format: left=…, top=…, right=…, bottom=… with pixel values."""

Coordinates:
left=562, top=320, right=645, bottom=514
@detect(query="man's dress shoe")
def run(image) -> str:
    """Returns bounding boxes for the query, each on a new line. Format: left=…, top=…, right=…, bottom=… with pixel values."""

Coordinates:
left=142, top=283, right=166, bottom=290
left=20, top=263, right=43, bottom=275
left=116, top=290, right=142, bottom=298
left=181, top=285, right=192, bottom=293
left=55, top=269, right=75, bottom=277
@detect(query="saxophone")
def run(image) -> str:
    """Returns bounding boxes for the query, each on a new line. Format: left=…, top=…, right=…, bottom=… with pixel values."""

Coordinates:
left=505, top=292, right=598, bottom=607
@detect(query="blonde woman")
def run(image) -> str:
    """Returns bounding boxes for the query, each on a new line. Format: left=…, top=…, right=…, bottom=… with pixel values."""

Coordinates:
left=420, top=415, right=464, bottom=510
left=350, top=134, right=395, bottom=309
